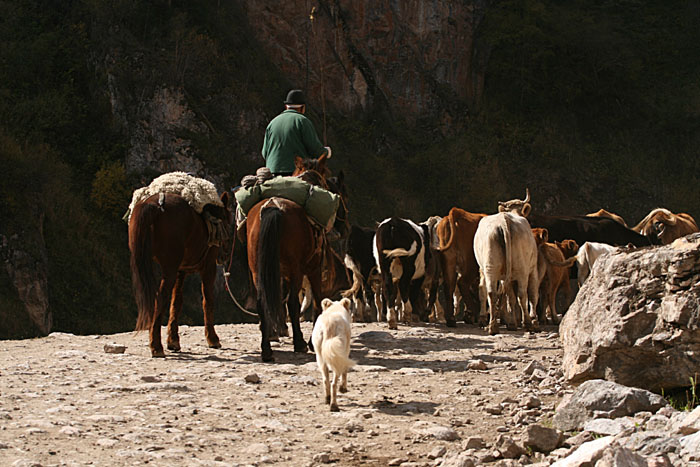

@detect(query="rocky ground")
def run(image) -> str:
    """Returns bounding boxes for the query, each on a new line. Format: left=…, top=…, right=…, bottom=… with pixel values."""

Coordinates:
left=0, top=321, right=568, bottom=466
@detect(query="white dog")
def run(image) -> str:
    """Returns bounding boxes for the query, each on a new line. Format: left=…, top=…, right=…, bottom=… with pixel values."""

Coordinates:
left=312, top=298, right=355, bottom=411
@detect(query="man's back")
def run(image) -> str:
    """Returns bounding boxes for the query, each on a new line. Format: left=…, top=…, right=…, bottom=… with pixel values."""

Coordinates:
left=262, top=109, right=325, bottom=174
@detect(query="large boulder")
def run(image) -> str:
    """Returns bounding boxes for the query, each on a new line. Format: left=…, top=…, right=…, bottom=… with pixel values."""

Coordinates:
left=553, top=379, right=667, bottom=432
left=560, top=233, right=700, bottom=392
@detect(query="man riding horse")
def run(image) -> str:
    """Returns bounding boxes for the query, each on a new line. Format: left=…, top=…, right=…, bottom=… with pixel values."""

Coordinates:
left=262, top=89, right=332, bottom=176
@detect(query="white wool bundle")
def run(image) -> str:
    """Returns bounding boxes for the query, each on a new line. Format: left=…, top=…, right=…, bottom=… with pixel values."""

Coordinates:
left=126, top=172, right=222, bottom=221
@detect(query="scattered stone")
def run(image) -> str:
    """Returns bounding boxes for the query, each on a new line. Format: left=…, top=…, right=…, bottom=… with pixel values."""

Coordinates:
left=313, top=452, right=332, bottom=463
left=103, top=343, right=126, bottom=354
left=679, top=431, right=700, bottom=461
left=428, top=446, right=446, bottom=459
left=523, top=360, right=546, bottom=375
left=523, top=424, right=562, bottom=452
left=583, top=417, right=636, bottom=436
left=245, top=374, right=261, bottom=384
left=463, top=436, right=485, bottom=450
left=411, top=422, right=459, bottom=441
left=467, top=360, right=487, bottom=371
left=550, top=436, right=614, bottom=467
left=674, top=405, right=700, bottom=435
left=439, top=452, right=476, bottom=467
left=494, top=435, right=524, bottom=459
left=388, top=457, right=408, bottom=466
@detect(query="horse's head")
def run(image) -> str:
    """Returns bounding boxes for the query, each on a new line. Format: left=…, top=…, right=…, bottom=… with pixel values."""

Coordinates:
left=215, top=191, right=235, bottom=266
left=293, top=154, right=332, bottom=181
left=326, top=170, right=351, bottom=252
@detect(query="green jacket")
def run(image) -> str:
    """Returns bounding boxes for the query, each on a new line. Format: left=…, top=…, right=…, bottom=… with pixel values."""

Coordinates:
left=261, top=109, right=327, bottom=174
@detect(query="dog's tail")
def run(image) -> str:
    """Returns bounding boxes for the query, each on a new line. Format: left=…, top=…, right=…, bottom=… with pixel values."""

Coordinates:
left=321, top=336, right=355, bottom=375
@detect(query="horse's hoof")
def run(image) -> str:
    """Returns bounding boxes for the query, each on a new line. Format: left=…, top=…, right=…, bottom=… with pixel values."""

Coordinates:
left=446, top=319, right=457, bottom=328
left=506, top=323, right=518, bottom=331
left=208, top=341, right=222, bottom=349
left=330, top=404, right=340, bottom=412
left=262, top=350, right=274, bottom=362
left=294, top=343, right=308, bottom=353
left=488, top=324, right=499, bottom=336
left=151, top=349, right=166, bottom=358
left=167, top=342, right=181, bottom=352
left=269, top=335, right=280, bottom=342
left=339, top=386, right=348, bottom=394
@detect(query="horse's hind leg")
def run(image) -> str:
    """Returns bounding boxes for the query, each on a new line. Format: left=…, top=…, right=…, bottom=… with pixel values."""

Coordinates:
left=286, top=280, right=308, bottom=353
left=152, top=272, right=176, bottom=357
left=201, top=263, right=221, bottom=349
left=257, top=295, right=274, bottom=362
left=167, top=271, right=186, bottom=351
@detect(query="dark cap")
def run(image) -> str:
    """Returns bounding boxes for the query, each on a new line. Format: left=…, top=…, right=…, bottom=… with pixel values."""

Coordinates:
left=284, top=89, right=305, bottom=105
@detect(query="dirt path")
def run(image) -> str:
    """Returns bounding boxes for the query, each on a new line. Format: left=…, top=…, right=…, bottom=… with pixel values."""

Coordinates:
left=0, top=321, right=567, bottom=466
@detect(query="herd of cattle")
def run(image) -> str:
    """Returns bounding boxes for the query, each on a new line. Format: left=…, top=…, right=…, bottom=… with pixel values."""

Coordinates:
left=338, top=190, right=699, bottom=335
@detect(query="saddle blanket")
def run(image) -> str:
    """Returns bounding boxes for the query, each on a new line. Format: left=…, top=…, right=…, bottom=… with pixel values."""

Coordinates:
left=124, top=172, right=223, bottom=222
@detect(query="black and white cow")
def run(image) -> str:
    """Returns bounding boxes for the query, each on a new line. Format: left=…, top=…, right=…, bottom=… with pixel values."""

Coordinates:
left=343, top=224, right=382, bottom=322
left=373, top=217, right=434, bottom=330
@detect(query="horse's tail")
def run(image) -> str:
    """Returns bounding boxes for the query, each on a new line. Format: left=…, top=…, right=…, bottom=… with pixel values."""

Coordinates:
left=129, top=203, right=158, bottom=331
left=257, top=206, right=283, bottom=336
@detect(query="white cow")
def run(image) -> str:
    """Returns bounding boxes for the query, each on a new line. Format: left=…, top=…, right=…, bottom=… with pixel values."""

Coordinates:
left=576, top=241, right=618, bottom=286
left=474, top=212, right=539, bottom=335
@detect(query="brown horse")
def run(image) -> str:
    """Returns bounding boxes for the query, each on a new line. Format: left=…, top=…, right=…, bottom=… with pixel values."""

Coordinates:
left=247, top=155, right=349, bottom=361
left=129, top=191, right=232, bottom=357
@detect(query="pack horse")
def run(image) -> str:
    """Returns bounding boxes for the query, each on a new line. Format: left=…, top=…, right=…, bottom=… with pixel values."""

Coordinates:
left=126, top=172, right=233, bottom=357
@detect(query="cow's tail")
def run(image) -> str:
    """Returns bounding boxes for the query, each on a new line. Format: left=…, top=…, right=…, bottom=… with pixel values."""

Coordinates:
left=321, top=335, right=355, bottom=375
left=503, top=214, right=513, bottom=285
left=437, top=212, right=456, bottom=251
left=541, top=248, right=577, bottom=268
left=257, top=207, right=283, bottom=337
left=130, top=203, right=159, bottom=332
left=342, top=255, right=363, bottom=298
left=383, top=241, right=417, bottom=259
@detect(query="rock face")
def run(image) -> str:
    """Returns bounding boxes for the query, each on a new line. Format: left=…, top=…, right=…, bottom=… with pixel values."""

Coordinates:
left=1, top=218, right=51, bottom=335
left=241, top=1, right=488, bottom=130
left=560, top=233, right=700, bottom=392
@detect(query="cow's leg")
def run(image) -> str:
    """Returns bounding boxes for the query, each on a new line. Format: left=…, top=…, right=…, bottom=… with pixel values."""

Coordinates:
left=478, top=270, right=489, bottom=328
left=306, top=272, right=325, bottom=352
left=504, top=283, right=519, bottom=330
left=520, top=277, right=539, bottom=331
left=485, top=278, right=500, bottom=336
left=375, top=287, right=385, bottom=322
left=441, top=254, right=458, bottom=327
left=201, top=262, right=221, bottom=349
left=382, top=268, right=398, bottom=329
left=167, top=271, right=186, bottom=352
left=548, top=285, right=559, bottom=325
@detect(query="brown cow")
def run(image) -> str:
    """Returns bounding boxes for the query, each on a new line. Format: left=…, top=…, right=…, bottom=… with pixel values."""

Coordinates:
left=586, top=209, right=628, bottom=228
left=435, top=207, right=487, bottom=327
left=633, top=208, right=699, bottom=245
left=529, top=230, right=576, bottom=325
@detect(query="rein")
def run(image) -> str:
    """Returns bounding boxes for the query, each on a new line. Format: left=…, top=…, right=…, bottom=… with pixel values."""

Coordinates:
left=223, top=232, right=259, bottom=318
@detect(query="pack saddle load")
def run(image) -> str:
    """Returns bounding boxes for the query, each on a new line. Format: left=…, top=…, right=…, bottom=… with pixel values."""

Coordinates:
left=123, top=171, right=229, bottom=246
left=234, top=176, right=340, bottom=232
